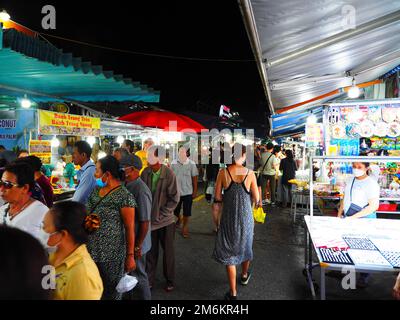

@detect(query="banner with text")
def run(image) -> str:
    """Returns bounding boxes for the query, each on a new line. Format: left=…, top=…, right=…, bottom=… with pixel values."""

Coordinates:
left=29, top=140, right=52, bottom=164
left=39, top=110, right=101, bottom=136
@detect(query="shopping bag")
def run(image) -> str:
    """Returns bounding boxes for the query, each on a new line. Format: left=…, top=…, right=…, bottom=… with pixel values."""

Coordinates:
left=253, top=206, right=266, bottom=224
left=116, top=274, right=138, bottom=293
left=206, top=183, right=215, bottom=195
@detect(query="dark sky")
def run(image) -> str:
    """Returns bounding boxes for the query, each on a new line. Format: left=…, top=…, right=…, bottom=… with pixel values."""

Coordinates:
left=2, top=1, right=267, bottom=128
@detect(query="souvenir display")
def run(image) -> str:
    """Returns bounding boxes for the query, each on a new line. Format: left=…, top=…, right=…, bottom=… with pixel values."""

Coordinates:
left=331, top=124, right=346, bottom=139
left=318, top=248, right=354, bottom=265
left=358, top=120, right=375, bottom=137
left=343, top=237, right=377, bottom=251
left=387, top=122, right=400, bottom=137
left=370, top=137, right=381, bottom=149
left=382, top=107, right=397, bottom=123
left=348, top=249, right=393, bottom=267
left=327, top=104, right=400, bottom=156
left=373, top=121, right=388, bottom=137
left=327, top=107, right=340, bottom=125
left=345, top=123, right=360, bottom=138
left=380, top=251, right=400, bottom=268
left=368, top=106, right=382, bottom=123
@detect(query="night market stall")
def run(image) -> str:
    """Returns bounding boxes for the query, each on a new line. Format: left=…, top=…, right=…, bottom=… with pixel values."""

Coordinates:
left=0, top=24, right=160, bottom=201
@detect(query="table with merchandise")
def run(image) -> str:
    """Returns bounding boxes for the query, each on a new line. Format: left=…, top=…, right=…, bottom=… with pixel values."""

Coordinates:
left=304, top=216, right=400, bottom=300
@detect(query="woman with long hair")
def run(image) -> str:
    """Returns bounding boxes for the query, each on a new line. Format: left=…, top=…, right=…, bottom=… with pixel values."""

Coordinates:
left=213, top=143, right=260, bottom=300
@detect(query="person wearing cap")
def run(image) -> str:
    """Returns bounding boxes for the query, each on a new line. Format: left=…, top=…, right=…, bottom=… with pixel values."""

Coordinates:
left=120, top=154, right=152, bottom=300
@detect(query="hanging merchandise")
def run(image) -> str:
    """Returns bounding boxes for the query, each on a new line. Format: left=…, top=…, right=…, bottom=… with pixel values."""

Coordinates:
left=327, top=107, right=340, bottom=125
left=345, top=123, right=360, bottom=138
left=387, top=122, right=400, bottom=137
left=382, top=106, right=397, bottom=123
left=358, top=120, right=375, bottom=138
left=374, top=122, right=389, bottom=137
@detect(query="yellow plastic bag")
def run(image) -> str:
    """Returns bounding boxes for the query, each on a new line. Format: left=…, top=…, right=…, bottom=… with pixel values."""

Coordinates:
left=253, top=206, right=266, bottom=224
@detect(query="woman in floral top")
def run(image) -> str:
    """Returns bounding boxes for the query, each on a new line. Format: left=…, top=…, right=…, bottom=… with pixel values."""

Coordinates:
left=87, top=156, right=136, bottom=300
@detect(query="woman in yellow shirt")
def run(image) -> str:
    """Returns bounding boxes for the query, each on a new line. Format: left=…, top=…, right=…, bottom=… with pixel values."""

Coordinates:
left=41, top=201, right=103, bottom=300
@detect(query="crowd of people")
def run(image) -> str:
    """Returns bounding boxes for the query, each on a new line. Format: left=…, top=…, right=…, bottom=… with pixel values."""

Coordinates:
left=0, top=140, right=399, bottom=300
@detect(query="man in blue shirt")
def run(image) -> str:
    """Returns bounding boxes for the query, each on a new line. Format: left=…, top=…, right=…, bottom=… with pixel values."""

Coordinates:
left=71, top=141, right=96, bottom=205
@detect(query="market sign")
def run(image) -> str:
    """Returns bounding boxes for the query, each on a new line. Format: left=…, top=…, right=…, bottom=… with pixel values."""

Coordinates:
left=39, top=110, right=101, bottom=136
left=29, top=140, right=52, bottom=164
left=305, top=123, right=324, bottom=148
left=0, top=119, right=17, bottom=129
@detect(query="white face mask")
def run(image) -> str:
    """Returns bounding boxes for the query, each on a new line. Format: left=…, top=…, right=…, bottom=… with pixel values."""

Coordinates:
left=39, top=228, right=60, bottom=253
left=353, top=168, right=366, bottom=178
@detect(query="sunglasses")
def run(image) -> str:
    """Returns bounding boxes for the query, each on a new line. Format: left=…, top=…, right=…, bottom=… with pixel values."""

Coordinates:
left=0, top=180, right=21, bottom=189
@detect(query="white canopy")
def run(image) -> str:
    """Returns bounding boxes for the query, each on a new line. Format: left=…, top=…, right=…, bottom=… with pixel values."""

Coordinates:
left=239, top=0, right=400, bottom=114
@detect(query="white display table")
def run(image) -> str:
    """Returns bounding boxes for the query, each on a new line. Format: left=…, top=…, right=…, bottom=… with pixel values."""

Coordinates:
left=304, top=215, right=400, bottom=300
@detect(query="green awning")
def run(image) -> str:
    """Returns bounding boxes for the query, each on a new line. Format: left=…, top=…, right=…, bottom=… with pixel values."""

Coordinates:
left=0, top=28, right=160, bottom=103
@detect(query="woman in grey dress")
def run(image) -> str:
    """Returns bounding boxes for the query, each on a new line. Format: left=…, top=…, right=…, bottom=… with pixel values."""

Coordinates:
left=213, top=144, right=260, bottom=300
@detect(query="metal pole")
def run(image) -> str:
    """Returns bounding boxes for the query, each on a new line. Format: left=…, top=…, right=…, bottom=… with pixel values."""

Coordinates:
left=268, top=10, right=400, bottom=67
left=310, top=155, right=314, bottom=217
left=320, top=267, right=326, bottom=300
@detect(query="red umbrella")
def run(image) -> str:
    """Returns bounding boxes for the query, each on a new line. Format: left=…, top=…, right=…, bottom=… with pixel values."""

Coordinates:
left=118, top=110, right=206, bottom=133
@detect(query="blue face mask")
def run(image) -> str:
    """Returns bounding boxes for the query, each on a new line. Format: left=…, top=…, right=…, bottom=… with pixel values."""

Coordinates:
left=96, top=174, right=107, bottom=188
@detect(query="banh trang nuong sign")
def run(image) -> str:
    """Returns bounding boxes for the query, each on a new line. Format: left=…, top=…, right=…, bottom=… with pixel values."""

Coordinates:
left=39, top=110, right=101, bottom=136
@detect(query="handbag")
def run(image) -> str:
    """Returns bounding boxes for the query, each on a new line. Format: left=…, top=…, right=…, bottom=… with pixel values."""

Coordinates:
left=253, top=206, right=266, bottom=224
left=345, top=178, right=367, bottom=217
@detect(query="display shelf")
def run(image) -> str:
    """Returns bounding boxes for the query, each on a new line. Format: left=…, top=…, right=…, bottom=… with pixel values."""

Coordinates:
left=379, top=198, right=400, bottom=201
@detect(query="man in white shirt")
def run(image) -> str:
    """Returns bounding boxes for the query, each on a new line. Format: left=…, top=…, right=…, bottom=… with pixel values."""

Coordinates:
left=171, top=145, right=198, bottom=238
left=0, top=163, right=48, bottom=243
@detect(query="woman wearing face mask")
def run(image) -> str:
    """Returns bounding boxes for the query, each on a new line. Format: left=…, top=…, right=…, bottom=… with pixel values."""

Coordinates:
left=86, top=155, right=136, bottom=300
left=41, top=201, right=103, bottom=300
left=213, top=143, right=260, bottom=300
left=337, top=162, right=380, bottom=288
left=337, top=162, right=380, bottom=220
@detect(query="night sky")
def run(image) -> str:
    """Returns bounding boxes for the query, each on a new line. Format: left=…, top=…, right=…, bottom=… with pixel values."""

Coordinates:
left=2, top=1, right=267, bottom=130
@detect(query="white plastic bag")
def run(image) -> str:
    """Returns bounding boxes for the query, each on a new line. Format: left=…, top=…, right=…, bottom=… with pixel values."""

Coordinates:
left=116, top=273, right=138, bottom=293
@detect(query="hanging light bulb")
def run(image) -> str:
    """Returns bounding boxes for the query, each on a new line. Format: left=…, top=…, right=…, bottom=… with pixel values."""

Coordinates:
left=116, top=136, right=125, bottom=145
left=20, top=95, right=32, bottom=109
left=86, top=136, right=96, bottom=147
left=98, top=151, right=107, bottom=159
left=51, top=136, right=60, bottom=148
left=348, top=78, right=360, bottom=99
left=0, top=10, right=11, bottom=22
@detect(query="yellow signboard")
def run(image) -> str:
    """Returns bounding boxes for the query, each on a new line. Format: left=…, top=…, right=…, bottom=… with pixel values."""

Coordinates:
left=29, top=140, right=52, bottom=164
left=39, top=110, right=101, bottom=136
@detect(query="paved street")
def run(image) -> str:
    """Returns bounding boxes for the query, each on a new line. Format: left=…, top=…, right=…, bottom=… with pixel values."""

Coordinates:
left=151, top=198, right=398, bottom=300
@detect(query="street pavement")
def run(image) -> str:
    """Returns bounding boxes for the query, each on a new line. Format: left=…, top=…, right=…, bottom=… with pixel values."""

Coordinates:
left=150, top=199, right=398, bottom=300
